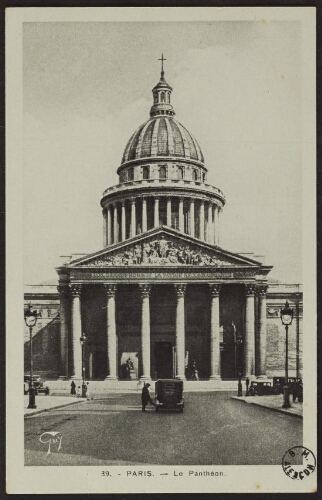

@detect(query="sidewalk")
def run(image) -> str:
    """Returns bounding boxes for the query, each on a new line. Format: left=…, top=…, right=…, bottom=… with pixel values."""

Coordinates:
left=24, top=395, right=85, bottom=417
left=231, top=394, right=303, bottom=418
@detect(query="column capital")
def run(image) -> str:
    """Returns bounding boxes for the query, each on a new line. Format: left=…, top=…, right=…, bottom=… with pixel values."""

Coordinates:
left=179, top=196, right=184, bottom=202
left=209, top=283, right=222, bottom=297
left=69, top=284, right=82, bottom=297
left=139, top=283, right=151, bottom=297
left=130, top=197, right=136, bottom=205
left=154, top=196, right=160, bottom=201
left=104, top=284, right=117, bottom=297
left=57, top=285, right=70, bottom=299
left=256, top=284, right=268, bottom=296
left=174, top=284, right=187, bottom=297
left=245, top=284, right=256, bottom=296
left=121, top=200, right=125, bottom=207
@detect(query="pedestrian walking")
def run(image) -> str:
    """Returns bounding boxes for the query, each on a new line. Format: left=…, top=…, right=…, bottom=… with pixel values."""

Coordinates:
left=86, top=382, right=92, bottom=400
left=141, top=383, right=155, bottom=412
left=76, top=386, right=81, bottom=397
left=70, top=380, right=76, bottom=397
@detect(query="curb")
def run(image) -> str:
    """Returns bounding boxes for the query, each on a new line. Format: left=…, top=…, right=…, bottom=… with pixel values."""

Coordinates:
left=231, top=396, right=303, bottom=419
left=24, top=399, right=86, bottom=418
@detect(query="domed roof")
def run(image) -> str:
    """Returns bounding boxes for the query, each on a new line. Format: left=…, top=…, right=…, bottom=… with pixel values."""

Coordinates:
left=121, top=116, right=204, bottom=165
left=120, top=63, right=205, bottom=167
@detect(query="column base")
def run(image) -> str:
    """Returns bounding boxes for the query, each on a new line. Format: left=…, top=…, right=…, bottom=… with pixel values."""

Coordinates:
left=209, top=375, right=222, bottom=380
left=140, top=376, right=151, bottom=381
left=175, top=375, right=186, bottom=381
left=104, top=376, right=117, bottom=380
left=71, top=375, right=82, bottom=380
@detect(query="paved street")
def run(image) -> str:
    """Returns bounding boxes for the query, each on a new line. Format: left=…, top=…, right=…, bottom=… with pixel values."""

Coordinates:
left=25, top=392, right=302, bottom=466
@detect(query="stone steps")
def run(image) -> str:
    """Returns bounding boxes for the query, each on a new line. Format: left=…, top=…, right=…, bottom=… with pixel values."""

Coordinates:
left=45, top=379, right=239, bottom=392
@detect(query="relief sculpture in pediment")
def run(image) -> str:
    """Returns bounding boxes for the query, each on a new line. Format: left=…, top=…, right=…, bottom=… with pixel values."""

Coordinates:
left=87, top=235, right=236, bottom=267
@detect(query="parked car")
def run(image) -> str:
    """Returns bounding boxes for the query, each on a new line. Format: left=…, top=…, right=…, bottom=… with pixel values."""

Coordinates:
left=24, top=375, right=50, bottom=395
left=272, top=377, right=302, bottom=395
left=248, top=381, right=274, bottom=396
left=155, top=379, right=184, bottom=412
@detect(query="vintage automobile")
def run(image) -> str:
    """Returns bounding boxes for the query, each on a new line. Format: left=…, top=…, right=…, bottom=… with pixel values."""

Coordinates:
left=272, top=377, right=302, bottom=395
left=24, top=375, right=50, bottom=395
left=155, top=379, right=184, bottom=412
left=248, top=380, right=275, bottom=396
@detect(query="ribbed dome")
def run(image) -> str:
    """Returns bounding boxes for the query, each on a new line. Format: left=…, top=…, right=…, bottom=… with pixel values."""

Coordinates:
left=121, top=116, right=204, bottom=164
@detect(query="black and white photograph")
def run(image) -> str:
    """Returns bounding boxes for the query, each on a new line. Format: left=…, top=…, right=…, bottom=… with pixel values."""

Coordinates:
left=6, top=7, right=316, bottom=495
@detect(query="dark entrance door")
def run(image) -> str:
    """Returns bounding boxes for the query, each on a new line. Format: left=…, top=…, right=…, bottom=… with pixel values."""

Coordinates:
left=154, top=342, right=173, bottom=379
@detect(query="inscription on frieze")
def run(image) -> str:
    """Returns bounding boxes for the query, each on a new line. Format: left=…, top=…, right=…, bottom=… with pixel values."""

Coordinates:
left=70, top=270, right=246, bottom=281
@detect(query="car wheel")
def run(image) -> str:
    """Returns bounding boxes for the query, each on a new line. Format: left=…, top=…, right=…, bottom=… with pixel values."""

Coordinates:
left=249, top=387, right=255, bottom=396
left=256, top=388, right=262, bottom=396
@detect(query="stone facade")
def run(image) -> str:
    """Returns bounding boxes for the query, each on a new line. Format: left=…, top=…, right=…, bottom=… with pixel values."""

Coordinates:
left=24, top=67, right=303, bottom=383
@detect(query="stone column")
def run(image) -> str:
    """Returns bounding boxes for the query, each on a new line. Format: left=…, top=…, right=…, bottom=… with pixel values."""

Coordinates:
left=69, top=284, right=82, bottom=380
left=209, top=284, right=221, bottom=379
left=142, top=197, right=147, bottom=232
left=154, top=197, right=159, bottom=228
left=190, top=199, right=195, bottom=237
left=139, top=284, right=151, bottom=380
left=199, top=201, right=205, bottom=241
left=113, top=203, right=118, bottom=244
left=244, top=284, right=256, bottom=377
left=166, top=197, right=172, bottom=227
left=178, top=197, right=184, bottom=233
left=130, top=198, right=136, bottom=238
left=207, top=203, right=213, bottom=243
left=214, top=206, right=219, bottom=245
left=174, top=284, right=187, bottom=380
left=217, top=207, right=221, bottom=246
left=104, top=284, right=117, bottom=379
left=57, top=285, right=69, bottom=378
left=121, top=201, right=126, bottom=241
left=257, top=285, right=268, bottom=376
left=107, top=205, right=112, bottom=246
left=103, top=210, right=107, bottom=247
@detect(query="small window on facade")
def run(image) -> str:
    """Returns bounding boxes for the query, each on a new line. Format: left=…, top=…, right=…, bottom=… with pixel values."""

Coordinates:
left=177, top=166, right=184, bottom=180
left=143, top=166, right=150, bottom=180
left=159, top=166, right=167, bottom=179
left=128, top=168, right=134, bottom=181
left=161, top=91, right=165, bottom=102
left=202, top=172, right=205, bottom=182
left=154, top=93, right=158, bottom=104
left=193, top=169, right=198, bottom=181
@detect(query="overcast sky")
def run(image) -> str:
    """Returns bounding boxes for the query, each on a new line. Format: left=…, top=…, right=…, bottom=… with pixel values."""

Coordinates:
left=23, top=20, right=303, bottom=284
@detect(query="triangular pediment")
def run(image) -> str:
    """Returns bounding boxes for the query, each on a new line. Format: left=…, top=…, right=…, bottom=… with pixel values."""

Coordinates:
left=67, top=227, right=265, bottom=269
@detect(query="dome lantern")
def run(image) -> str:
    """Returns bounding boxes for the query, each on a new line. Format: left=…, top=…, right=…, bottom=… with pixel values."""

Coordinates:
left=150, top=54, right=175, bottom=117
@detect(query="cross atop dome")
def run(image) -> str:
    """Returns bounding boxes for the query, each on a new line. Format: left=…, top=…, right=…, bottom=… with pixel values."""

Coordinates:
left=158, top=53, right=166, bottom=80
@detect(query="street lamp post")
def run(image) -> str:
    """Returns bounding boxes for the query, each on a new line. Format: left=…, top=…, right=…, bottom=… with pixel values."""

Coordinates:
left=24, top=303, right=40, bottom=409
left=280, top=300, right=294, bottom=409
left=80, top=334, right=87, bottom=398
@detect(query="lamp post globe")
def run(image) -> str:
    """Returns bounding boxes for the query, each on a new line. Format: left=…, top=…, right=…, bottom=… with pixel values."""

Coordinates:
left=280, top=300, right=294, bottom=409
left=24, top=303, right=39, bottom=409
left=80, top=334, right=87, bottom=398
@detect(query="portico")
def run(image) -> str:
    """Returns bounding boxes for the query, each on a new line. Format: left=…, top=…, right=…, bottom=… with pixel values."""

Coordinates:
left=57, top=228, right=271, bottom=382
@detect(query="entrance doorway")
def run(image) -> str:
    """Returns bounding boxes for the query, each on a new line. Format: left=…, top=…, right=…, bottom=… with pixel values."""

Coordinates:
left=154, top=342, right=173, bottom=379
